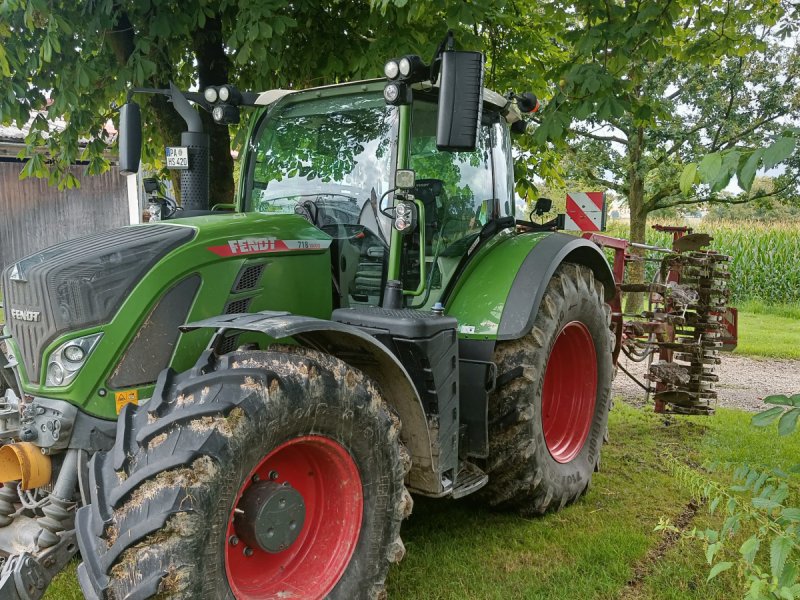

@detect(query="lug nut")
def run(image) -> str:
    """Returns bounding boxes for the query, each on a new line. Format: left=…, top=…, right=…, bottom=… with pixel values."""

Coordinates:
left=243, top=547, right=253, bottom=557
left=269, top=470, right=279, bottom=480
left=252, top=474, right=260, bottom=483
left=229, top=535, right=239, bottom=546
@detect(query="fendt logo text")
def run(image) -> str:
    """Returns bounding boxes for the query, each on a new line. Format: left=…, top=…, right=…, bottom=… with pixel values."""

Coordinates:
left=10, top=308, right=41, bottom=322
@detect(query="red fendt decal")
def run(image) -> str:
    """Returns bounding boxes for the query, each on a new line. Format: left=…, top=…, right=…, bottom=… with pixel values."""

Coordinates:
left=208, top=238, right=331, bottom=257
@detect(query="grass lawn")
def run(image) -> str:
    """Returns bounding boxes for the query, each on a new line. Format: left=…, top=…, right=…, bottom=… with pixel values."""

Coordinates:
left=41, top=402, right=800, bottom=599
left=734, top=300, right=800, bottom=360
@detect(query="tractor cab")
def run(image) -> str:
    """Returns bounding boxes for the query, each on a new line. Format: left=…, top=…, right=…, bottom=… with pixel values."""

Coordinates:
left=240, top=79, right=517, bottom=311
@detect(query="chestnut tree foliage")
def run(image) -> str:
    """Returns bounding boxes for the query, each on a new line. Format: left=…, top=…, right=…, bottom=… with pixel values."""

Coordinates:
left=0, top=0, right=446, bottom=200
left=1, top=0, right=799, bottom=229
left=533, top=0, right=800, bottom=252
left=386, top=1, right=800, bottom=244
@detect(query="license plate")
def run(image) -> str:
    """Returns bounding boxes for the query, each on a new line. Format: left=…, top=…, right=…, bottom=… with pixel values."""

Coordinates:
left=165, top=146, right=189, bottom=170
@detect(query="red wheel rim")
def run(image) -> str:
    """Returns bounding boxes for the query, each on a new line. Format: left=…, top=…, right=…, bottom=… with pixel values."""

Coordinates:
left=541, top=321, right=598, bottom=463
left=224, top=435, right=363, bottom=599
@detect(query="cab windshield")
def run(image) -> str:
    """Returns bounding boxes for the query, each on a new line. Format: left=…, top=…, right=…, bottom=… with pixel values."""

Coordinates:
left=245, top=91, right=395, bottom=239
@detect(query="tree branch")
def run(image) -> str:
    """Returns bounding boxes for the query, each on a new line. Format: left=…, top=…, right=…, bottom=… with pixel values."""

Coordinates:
left=710, top=57, right=743, bottom=151
left=568, top=127, right=629, bottom=146
left=719, top=112, right=786, bottom=150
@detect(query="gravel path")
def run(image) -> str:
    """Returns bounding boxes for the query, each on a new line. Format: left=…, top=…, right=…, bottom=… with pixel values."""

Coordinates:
left=613, top=353, right=800, bottom=412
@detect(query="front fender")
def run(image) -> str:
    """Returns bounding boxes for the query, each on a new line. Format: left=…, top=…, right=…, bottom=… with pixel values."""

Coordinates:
left=180, top=311, right=440, bottom=495
left=445, top=231, right=614, bottom=341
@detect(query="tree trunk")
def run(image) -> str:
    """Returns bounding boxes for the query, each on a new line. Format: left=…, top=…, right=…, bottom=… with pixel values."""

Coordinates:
left=193, top=16, right=234, bottom=205
left=107, top=11, right=234, bottom=207
left=625, top=126, right=647, bottom=314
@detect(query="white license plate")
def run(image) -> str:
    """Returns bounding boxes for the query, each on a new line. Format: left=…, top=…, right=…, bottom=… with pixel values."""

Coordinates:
left=165, top=147, right=189, bottom=170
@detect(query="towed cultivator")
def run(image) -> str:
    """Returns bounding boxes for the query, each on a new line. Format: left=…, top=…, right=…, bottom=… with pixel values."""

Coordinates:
left=592, top=225, right=737, bottom=415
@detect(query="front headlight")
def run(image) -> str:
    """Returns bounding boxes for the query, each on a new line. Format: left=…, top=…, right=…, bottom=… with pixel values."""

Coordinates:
left=45, top=333, right=102, bottom=387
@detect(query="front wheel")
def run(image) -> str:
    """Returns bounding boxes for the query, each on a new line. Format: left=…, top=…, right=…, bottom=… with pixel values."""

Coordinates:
left=76, top=346, right=412, bottom=599
left=482, top=262, right=614, bottom=515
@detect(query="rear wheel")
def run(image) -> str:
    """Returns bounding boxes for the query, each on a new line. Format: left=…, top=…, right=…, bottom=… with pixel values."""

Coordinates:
left=483, top=263, right=613, bottom=514
left=76, top=346, right=412, bottom=599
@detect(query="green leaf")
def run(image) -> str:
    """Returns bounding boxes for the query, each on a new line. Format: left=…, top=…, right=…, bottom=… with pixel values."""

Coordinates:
left=781, top=508, right=800, bottom=522
left=765, top=395, right=793, bottom=406
left=740, top=535, right=760, bottom=564
left=752, top=497, right=781, bottom=510
left=697, top=152, right=722, bottom=185
left=41, top=36, right=52, bottom=63
left=779, top=562, right=799, bottom=589
left=680, top=163, right=697, bottom=194
left=778, top=408, right=800, bottom=436
left=706, top=541, right=721, bottom=565
left=763, top=138, right=796, bottom=170
left=738, top=149, right=762, bottom=191
left=236, top=42, right=251, bottom=65
left=708, top=561, right=734, bottom=582
left=709, top=496, right=721, bottom=515
left=712, top=150, right=741, bottom=193
left=771, top=536, right=792, bottom=581
left=752, top=406, right=785, bottom=427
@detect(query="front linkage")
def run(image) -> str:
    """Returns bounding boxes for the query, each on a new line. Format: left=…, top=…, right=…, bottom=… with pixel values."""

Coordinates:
left=0, top=384, right=113, bottom=599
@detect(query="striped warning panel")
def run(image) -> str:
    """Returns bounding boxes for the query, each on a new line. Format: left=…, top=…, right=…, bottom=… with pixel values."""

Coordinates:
left=564, top=192, right=605, bottom=231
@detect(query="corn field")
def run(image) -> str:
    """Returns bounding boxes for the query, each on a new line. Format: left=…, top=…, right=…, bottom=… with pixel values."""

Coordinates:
left=605, top=220, right=800, bottom=305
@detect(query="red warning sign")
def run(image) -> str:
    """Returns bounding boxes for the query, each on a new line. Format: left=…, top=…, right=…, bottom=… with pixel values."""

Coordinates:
left=565, top=192, right=605, bottom=232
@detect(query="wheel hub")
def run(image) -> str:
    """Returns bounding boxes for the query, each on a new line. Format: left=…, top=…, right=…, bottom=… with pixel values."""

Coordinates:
left=234, top=481, right=306, bottom=554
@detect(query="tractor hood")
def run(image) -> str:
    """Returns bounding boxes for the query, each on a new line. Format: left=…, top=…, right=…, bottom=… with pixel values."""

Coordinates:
left=1, top=224, right=195, bottom=383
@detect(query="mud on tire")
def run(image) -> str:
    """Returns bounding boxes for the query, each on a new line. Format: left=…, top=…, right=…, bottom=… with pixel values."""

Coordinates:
left=482, top=262, right=614, bottom=515
left=76, top=346, right=412, bottom=599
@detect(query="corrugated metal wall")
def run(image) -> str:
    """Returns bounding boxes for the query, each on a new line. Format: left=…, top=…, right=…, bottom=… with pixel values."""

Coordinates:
left=0, top=161, right=129, bottom=271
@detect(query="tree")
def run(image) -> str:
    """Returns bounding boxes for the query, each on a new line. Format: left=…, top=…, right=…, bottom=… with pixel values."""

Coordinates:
left=0, top=1, right=447, bottom=202
left=527, top=0, right=799, bottom=295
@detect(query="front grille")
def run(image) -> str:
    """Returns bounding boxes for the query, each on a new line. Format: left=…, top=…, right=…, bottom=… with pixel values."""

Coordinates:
left=1, top=224, right=195, bottom=383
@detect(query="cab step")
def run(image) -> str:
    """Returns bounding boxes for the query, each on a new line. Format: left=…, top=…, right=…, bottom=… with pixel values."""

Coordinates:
left=452, top=461, right=488, bottom=499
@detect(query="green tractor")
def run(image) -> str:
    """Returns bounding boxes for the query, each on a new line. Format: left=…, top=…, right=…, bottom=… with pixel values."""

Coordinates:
left=0, top=39, right=618, bottom=599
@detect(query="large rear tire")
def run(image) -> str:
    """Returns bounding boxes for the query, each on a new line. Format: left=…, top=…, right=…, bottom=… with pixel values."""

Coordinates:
left=76, top=346, right=412, bottom=599
left=482, top=262, right=613, bottom=515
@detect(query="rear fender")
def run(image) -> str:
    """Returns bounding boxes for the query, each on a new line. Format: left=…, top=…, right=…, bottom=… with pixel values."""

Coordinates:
left=498, top=233, right=615, bottom=340
left=180, top=312, right=440, bottom=495
left=446, top=231, right=615, bottom=341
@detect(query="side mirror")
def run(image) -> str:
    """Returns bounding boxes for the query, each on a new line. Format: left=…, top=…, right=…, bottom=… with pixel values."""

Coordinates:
left=436, top=50, right=484, bottom=152
left=119, top=101, right=142, bottom=175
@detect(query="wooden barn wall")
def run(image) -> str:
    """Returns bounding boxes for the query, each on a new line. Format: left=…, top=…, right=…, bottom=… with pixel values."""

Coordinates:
left=0, top=161, right=129, bottom=271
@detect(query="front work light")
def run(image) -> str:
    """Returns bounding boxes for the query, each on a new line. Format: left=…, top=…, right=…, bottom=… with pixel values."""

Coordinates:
left=383, top=82, right=412, bottom=106
left=384, top=60, right=400, bottom=80
left=203, top=87, right=218, bottom=103
left=397, top=55, right=428, bottom=83
left=212, top=104, right=241, bottom=124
